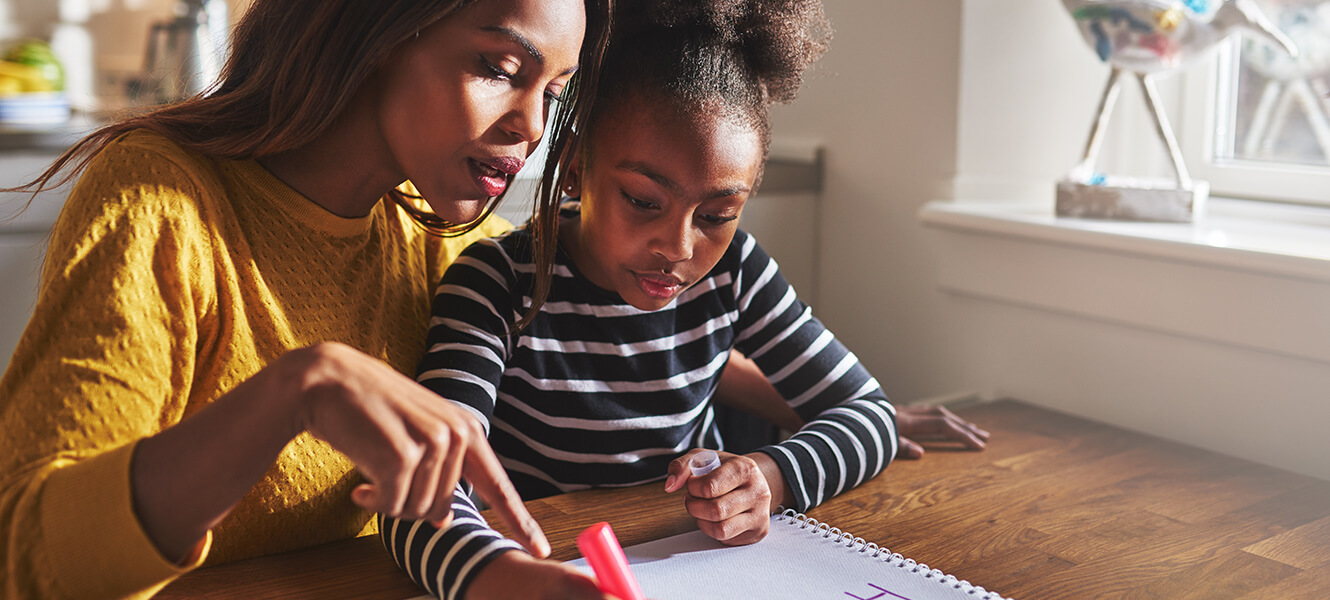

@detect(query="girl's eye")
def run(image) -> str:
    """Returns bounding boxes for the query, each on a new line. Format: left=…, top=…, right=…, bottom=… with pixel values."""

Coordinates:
left=625, top=194, right=657, bottom=211
left=699, top=213, right=739, bottom=226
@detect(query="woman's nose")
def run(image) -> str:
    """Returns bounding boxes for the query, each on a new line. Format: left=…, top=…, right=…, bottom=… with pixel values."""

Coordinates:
left=501, top=89, right=547, bottom=144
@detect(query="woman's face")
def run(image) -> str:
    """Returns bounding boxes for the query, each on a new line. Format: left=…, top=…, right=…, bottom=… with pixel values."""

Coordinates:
left=566, top=99, right=764, bottom=312
left=377, top=0, right=585, bottom=223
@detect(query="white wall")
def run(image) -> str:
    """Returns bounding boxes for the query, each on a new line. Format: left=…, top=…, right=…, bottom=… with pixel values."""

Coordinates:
left=769, top=0, right=964, bottom=403
left=774, top=0, right=1329, bottom=481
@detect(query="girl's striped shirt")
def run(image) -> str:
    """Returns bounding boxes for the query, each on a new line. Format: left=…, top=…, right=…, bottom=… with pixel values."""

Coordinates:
left=381, top=214, right=898, bottom=599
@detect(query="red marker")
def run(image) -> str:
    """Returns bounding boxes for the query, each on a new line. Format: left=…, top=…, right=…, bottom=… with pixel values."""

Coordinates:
left=576, top=522, right=646, bottom=600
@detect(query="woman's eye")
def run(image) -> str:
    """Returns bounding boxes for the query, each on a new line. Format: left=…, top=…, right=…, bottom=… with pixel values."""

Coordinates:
left=481, top=57, right=516, bottom=80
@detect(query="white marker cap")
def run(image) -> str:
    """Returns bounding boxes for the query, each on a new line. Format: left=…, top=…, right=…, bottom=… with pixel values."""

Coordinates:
left=688, top=450, right=721, bottom=477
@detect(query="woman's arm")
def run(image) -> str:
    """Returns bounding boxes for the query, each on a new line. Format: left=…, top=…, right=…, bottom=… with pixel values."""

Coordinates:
left=0, top=149, right=540, bottom=600
left=132, top=342, right=545, bottom=563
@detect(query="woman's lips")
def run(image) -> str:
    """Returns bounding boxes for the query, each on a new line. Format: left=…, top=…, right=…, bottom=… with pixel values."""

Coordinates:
left=636, top=273, right=682, bottom=299
left=489, top=156, right=525, bottom=176
left=469, top=159, right=511, bottom=197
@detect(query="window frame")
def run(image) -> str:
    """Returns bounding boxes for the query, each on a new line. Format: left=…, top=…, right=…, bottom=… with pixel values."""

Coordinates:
left=1180, top=39, right=1330, bottom=207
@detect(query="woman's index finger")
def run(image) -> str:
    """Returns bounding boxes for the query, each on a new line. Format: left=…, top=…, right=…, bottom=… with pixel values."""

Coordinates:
left=463, top=442, right=551, bottom=558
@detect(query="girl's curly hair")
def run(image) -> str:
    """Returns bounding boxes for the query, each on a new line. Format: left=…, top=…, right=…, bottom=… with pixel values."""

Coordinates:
left=588, top=0, right=831, bottom=160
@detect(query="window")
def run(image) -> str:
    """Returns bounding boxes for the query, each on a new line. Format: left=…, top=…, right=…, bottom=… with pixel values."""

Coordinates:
left=1181, top=0, right=1330, bottom=206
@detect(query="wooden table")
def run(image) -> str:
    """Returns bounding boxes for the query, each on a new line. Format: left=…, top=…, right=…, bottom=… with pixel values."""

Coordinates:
left=158, top=399, right=1330, bottom=599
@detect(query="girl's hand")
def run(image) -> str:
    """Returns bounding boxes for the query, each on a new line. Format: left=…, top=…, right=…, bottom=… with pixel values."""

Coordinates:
left=664, top=449, right=772, bottom=546
left=287, top=342, right=548, bottom=556
left=894, top=404, right=990, bottom=459
left=466, top=551, right=612, bottom=600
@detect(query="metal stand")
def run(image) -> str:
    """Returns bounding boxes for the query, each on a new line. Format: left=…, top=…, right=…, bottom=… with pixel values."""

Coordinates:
left=1058, top=67, right=1205, bottom=223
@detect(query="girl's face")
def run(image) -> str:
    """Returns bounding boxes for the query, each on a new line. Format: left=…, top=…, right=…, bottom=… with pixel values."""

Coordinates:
left=565, top=100, right=764, bottom=311
left=377, top=0, right=585, bottom=224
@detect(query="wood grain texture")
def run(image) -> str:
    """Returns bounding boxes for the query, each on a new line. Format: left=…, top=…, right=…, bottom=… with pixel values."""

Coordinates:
left=157, top=399, right=1330, bottom=599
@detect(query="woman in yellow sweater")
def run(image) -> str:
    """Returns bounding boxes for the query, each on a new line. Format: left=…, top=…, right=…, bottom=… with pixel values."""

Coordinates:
left=0, top=0, right=609, bottom=598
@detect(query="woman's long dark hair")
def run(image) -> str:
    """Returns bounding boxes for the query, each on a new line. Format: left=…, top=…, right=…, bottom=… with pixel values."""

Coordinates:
left=6, top=0, right=611, bottom=329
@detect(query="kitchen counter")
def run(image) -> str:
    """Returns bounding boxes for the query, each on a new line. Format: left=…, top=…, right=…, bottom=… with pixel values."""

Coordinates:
left=0, top=113, right=101, bottom=154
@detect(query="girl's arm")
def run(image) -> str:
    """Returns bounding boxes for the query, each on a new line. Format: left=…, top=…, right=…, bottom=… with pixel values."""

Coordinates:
left=380, top=481, right=608, bottom=600
left=729, top=233, right=899, bottom=513
left=379, top=237, right=593, bottom=600
left=713, top=350, right=804, bottom=433
left=714, top=351, right=988, bottom=459
left=661, top=234, right=895, bottom=547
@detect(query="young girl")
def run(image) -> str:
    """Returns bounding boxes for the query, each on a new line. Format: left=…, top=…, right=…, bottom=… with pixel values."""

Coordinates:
left=374, top=1, right=890, bottom=598
left=0, top=0, right=609, bottom=597
left=384, top=1, right=987, bottom=598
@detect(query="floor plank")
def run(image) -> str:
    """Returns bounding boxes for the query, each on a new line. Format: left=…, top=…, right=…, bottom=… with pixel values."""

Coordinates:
left=1243, top=515, right=1330, bottom=570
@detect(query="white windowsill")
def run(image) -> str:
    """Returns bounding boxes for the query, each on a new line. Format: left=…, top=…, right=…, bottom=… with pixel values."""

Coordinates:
left=920, top=197, right=1330, bottom=284
left=919, top=197, right=1330, bottom=365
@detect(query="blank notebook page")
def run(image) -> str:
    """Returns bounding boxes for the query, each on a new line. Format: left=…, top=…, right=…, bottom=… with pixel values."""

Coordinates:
left=567, top=511, right=1011, bottom=600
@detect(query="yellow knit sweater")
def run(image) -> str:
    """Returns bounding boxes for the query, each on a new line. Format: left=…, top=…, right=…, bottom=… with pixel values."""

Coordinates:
left=0, top=130, right=510, bottom=599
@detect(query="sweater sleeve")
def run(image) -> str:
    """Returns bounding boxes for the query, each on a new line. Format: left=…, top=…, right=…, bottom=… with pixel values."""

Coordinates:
left=729, top=233, right=899, bottom=513
left=379, top=236, right=524, bottom=599
left=0, top=146, right=216, bottom=599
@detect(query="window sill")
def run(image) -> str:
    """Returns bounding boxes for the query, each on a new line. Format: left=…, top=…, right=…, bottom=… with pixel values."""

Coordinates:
left=919, top=198, right=1330, bottom=365
left=920, top=198, right=1330, bottom=284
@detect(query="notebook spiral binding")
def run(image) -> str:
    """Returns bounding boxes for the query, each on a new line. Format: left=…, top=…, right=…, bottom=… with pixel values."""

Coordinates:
left=775, top=508, right=1010, bottom=600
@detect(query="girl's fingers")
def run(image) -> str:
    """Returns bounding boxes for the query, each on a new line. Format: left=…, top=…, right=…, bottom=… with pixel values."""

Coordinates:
left=948, top=421, right=987, bottom=449
left=935, top=406, right=990, bottom=440
left=685, top=457, right=747, bottom=500
left=897, top=405, right=990, bottom=449
left=696, top=506, right=769, bottom=545
left=683, top=483, right=767, bottom=521
left=664, top=449, right=708, bottom=492
left=932, top=412, right=988, bottom=449
left=683, top=454, right=772, bottom=546
left=898, top=436, right=925, bottom=459
left=663, top=455, right=686, bottom=492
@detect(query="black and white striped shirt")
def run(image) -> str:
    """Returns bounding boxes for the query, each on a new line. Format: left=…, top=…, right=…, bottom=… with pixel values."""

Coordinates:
left=381, top=216, right=898, bottom=599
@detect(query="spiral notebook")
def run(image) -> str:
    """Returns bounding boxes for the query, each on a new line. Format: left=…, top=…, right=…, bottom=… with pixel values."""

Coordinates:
left=568, top=509, right=1011, bottom=600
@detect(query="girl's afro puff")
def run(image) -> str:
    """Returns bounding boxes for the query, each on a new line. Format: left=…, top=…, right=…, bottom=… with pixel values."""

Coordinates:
left=588, top=0, right=831, bottom=158
left=638, top=0, right=830, bottom=104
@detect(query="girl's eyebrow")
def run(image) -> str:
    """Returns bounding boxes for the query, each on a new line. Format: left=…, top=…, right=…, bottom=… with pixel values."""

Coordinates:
left=481, top=26, right=581, bottom=76
left=618, top=161, right=750, bottom=199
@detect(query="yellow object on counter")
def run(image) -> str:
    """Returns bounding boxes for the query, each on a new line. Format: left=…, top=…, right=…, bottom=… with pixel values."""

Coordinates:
left=0, top=60, right=55, bottom=95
